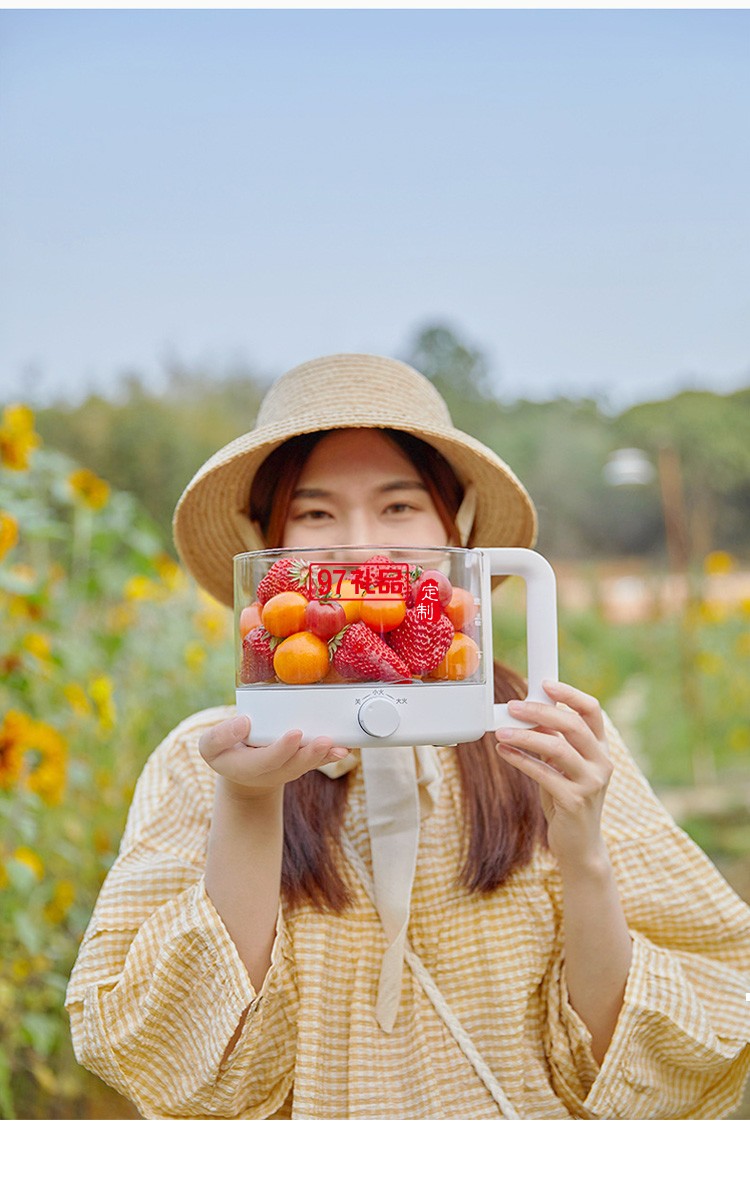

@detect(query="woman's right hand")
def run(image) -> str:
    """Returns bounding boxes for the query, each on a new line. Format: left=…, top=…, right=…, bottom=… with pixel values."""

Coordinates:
left=198, top=714, right=350, bottom=801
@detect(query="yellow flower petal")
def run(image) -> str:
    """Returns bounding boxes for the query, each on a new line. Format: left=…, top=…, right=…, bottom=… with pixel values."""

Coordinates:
left=703, top=550, right=735, bottom=577
left=0, top=709, right=30, bottom=789
left=184, top=641, right=206, bottom=672
left=0, top=404, right=40, bottom=471
left=0, top=511, right=19, bottom=560
left=13, top=846, right=44, bottom=880
left=195, top=608, right=227, bottom=644
left=124, top=574, right=159, bottom=601
left=88, top=674, right=116, bottom=732
left=44, top=879, right=76, bottom=923
left=23, top=632, right=52, bottom=662
left=68, top=468, right=110, bottom=510
left=64, top=683, right=92, bottom=716
left=154, top=553, right=183, bottom=590
left=0, top=710, right=68, bottom=803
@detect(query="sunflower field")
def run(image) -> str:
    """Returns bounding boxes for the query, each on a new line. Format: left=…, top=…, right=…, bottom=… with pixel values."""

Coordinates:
left=0, top=404, right=233, bottom=1118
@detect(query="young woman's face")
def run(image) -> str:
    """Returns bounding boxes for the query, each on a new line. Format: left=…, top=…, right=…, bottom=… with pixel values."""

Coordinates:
left=281, top=429, right=450, bottom=549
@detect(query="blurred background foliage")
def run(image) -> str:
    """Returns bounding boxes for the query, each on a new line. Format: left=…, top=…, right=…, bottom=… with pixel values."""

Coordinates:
left=0, top=412, right=233, bottom=1118
left=32, top=325, right=750, bottom=565
left=2, top=322, right=749, bottom=1118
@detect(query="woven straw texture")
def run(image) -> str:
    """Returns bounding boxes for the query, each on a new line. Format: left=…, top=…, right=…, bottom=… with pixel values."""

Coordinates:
left=66, top=708, right=750, bottom=1119
left=173, top=354, right=537, bottom=607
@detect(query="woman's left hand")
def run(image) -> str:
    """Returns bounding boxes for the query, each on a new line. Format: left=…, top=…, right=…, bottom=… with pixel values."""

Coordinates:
left=494, top=680, right=614, bottom=869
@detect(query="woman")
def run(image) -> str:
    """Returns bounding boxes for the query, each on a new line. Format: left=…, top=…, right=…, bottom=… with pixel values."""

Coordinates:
left=66, top=353, right=750, bottom=1119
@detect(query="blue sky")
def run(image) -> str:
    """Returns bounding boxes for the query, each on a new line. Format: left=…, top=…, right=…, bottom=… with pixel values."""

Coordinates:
left=1, top=8, right=749, bottom=407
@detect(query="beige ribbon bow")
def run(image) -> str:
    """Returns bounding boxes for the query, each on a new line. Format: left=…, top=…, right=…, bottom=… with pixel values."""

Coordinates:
left=320, top=745, right=443, bottom=1032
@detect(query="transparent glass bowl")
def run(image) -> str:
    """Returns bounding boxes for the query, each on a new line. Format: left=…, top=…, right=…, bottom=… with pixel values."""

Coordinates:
left=234, top=545, right=484, bottom=689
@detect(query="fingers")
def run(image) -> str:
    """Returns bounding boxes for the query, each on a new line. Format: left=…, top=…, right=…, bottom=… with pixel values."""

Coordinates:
left=494, top=738, right=572, bottom=802
left=495, top=681, right=613, bottom=795
left=198, top=714, right=250, bottom=762
left=274, top=733, right=349, bottom=778
left=504, top=700, right=594, bottom=760
left=199, top=716, right=350, bottom=785
left=261, top=732, right=349, bottom=770
left=504, top=692, right=605, bottom=761
left=241, top=730, right=340, bottom=779
left=542, top=680, right=607, bottom=742
left=496, top=726, right=587, bottom=781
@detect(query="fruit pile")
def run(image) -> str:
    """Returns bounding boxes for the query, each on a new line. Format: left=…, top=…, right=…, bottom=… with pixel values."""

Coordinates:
left=238, top=555, right=481, bottom=686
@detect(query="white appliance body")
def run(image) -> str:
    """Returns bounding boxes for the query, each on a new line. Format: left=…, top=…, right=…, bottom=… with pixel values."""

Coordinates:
left=234, top=547, right=558, bottom=747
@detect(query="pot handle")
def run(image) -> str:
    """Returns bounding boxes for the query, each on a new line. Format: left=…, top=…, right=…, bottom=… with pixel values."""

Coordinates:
left=486, top=549, right=559, bottom=730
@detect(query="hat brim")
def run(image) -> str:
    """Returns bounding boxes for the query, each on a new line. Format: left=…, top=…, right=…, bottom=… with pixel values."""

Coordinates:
left=173, top=413, right=537, bottom=609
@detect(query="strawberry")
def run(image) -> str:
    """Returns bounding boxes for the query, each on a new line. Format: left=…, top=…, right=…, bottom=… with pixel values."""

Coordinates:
left=405, top=565, right=422, bottom=607
left=387, top=608, right=454, bottom=676
left=256, top=557, right=312, bottom=605
left=356, top=553, right=392, bottom=567
left=330, top=622, right=411, bottom=683
left=351, top=553, right=390, bottom=587
left=239, top=626, right=278, bottom=683
left=353, top=553, right=410, bottom=599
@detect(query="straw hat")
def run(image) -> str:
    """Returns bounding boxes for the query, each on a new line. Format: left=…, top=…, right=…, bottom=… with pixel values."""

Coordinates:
left=173, top=353, right=537, bottom=607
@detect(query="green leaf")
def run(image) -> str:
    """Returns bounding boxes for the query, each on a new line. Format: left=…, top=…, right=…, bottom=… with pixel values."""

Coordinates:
left=0, top=1047, right=15, bottom=1120
left=20, top=1012, right=59, bottom=1057
left=6, top=860, right=40, bottom=896
left=12, top=909, right=43, bottom=955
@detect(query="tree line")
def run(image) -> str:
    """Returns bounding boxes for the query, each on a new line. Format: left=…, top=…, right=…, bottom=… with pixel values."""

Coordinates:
left=29, top=326, right=750, bottom=566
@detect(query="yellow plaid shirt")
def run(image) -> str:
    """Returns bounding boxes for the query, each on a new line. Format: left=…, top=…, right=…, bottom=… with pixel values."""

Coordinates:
left=66, top=706, right=750, bottom=1119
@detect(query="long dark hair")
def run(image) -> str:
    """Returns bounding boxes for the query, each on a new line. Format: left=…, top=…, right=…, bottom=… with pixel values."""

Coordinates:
left=250, top=428, right=548, bottom=911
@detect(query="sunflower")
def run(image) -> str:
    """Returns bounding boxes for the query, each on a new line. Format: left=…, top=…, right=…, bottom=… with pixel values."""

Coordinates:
left=153, top=553, right=183, bottom=591
left=0, top=511, right=19, bottom=561
left=13, top=846, right=44, bottom=881
left=44, top=879, right=76, bottom=923
left=0, top=710, right=28, bottom=790
left=703, top=550, right=735, bottom=577
left=0, top=709, right=67, bottom=804
left=123, top=574, right=161, bottom=602
left=68, top=468, right=110, bottom=511
left=88, top=675, right=116, bottom=732
left=0, top=405, right=40, bottom=471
